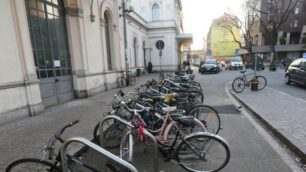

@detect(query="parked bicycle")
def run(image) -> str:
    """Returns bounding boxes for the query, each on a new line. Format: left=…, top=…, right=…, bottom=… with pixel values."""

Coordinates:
left=5, top=120, right=134, bottom=172
left=117, top=70, right=136, bottom=88
left=119, top=109, right=230, bottom=172
left=232, top=70, right=267, bottom=93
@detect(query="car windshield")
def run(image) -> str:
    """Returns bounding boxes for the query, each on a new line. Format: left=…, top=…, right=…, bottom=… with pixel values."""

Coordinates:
left=204, top=60, right=216, bottom=64
left=230, top=59, right=241, bottom=62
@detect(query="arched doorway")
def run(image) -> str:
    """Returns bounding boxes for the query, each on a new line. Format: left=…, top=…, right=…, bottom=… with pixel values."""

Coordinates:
left=25, top=0, right=74, bottom=107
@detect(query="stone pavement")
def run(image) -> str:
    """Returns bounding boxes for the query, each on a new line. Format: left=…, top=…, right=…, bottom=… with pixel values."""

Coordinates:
left=0, top=73, right=159, bottom=171
left=231, top=87, right=306, bottom=163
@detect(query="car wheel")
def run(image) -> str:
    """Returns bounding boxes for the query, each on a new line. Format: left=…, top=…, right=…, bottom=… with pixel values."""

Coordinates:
left=285, top=75, right=291, bottom=85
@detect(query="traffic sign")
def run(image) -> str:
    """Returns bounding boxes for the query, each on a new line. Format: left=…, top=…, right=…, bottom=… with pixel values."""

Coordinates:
left=155, top=40, right=165, bottom=50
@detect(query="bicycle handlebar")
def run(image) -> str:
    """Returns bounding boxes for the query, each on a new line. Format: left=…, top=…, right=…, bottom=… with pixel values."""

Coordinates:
left=47, top=120, right=80, bottom=160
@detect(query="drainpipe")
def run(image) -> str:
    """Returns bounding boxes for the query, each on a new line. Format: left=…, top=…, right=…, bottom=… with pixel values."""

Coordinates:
left=90, top=0, right=95, bottom=22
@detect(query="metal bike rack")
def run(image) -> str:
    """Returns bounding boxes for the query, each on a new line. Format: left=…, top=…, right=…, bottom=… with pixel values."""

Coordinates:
left=60, top=137, right=138, bottom=172
left=99, top=115, right=159, bottom=172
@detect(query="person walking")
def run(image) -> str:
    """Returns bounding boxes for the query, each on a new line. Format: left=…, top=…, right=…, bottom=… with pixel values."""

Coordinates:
left=147, top=62, right=153, bottom=73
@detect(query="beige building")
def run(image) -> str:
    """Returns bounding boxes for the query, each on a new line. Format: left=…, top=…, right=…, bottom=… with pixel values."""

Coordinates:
left=0, top=0, right=191, bottom=124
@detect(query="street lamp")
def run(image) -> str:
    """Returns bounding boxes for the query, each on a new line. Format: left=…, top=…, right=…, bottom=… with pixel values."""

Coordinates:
left=119, top=0, right=133, bottom=71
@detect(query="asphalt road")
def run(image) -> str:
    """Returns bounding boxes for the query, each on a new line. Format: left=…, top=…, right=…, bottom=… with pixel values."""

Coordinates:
left=259, top=68, right=306, bottom=101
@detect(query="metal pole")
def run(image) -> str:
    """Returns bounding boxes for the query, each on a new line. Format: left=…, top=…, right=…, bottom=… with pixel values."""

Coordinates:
left=159, top=50, right=162, bottom=71
left=122, top=0, right=129, bottom=71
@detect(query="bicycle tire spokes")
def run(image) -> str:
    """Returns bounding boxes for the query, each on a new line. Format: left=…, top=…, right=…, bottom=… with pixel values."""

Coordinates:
left=176, top=135, right=230, bottom=172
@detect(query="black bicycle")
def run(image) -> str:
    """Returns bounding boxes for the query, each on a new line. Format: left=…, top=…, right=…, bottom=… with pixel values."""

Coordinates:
left=232, top=70, right=267, bottom=93
left=5, top=120, right=125, bottom=172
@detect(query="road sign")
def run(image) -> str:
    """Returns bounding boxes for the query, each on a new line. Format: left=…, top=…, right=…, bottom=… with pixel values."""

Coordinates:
left=155, top=40, right=165, bottom=50
left=303, top=53, right=306, bottom=58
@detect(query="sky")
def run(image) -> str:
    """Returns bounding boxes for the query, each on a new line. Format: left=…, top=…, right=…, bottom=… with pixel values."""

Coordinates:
left=181, top=0, right=245, bottom=50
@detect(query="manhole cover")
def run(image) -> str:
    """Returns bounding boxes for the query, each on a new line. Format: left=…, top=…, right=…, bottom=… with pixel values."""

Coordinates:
left=212, top=105, right=241, bottom=114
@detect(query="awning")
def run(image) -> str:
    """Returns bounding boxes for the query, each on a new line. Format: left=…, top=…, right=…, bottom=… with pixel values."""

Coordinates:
left=177, top=33, right=193, bottom=45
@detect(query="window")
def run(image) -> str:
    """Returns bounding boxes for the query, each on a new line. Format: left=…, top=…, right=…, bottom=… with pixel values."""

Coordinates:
left=293, top=20, right=298, bottom=28
left=291, top=59, right=301, bottom=66
left=152, top=3, right=160, bottom=21
left=104, top=12, right=112, bottom=70
left=294, top=7, right=299, bottom=15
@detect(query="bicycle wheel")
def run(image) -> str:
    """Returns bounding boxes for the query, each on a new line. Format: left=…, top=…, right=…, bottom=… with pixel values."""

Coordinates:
left=163, top=118, right=206, bottom=145
left=186, top=105, right=220, bottom=134
left=188, top=90, right=204, bottom=103
left=120, top=130, right=134, bottom=162
left=175, top=133, right=230, bottom=172
left=93, top=118, right=116, bottom=145
left=256, top=76, right=267, bottom=90
left=128, top=75, right=136, bottom=86
left=6, top=158, right=61, bottom=172
left=117, top=77, right=125, bottom=88
left=102, top=122, right=125, bottom=148
left=232, top=77, right=245, bottom=93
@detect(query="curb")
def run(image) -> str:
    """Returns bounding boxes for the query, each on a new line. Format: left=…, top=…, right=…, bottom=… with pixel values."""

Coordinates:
left=230, top=90, right=306, bottom=164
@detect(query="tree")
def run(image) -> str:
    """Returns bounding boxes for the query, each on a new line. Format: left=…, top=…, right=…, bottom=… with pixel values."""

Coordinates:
left=218, top=0, right=261, bottom=62
left=252, top=0, right=299, bottom=70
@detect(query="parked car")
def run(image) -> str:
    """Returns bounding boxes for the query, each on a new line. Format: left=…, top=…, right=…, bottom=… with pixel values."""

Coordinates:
left=199, top=59, right=221, bottom=74
left=285, top=58, right=306, bottom=87
left=228, top=57, right=243, bottom=70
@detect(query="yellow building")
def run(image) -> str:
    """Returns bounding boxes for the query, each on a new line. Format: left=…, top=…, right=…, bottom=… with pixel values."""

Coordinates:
left=207, top=14, right=240, bottom=60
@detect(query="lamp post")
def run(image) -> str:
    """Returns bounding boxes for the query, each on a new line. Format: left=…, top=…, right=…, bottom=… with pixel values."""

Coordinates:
left=120, top=0, right=133, bottom=71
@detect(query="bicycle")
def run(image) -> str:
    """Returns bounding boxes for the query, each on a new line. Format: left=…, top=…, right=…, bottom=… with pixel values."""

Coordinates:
left=119, top=104, right=206, bottom=157
left=232, top=70, right=267, bottom=93
left=6, top=120, right=133, bottom=172
left=117, top=70, right=136, bottom=88
left=120, top=112, right=230, bottom=172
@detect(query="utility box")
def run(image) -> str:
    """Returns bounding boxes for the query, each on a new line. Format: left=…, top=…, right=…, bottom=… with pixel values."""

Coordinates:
left=251, top=79, right=258, bottom=91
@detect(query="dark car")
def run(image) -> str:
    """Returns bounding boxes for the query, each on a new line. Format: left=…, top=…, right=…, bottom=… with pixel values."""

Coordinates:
left=199, top=59, right=221, bottom=74
left=285, top=58, right=306, bottom=87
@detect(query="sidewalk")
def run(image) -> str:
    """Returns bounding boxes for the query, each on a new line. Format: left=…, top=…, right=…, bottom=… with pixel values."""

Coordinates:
left=231, top=87, right=306, bottom=163
left=0, top=74, right=159, bottom=170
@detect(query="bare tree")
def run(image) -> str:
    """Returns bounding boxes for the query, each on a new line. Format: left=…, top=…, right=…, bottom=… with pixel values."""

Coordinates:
left=252, top=0, right=299, bottom=69
left=218, top=0, right=261, bottom=62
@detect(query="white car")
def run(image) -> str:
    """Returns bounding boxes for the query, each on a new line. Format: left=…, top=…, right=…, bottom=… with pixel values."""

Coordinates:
left=228, top=58, right=243, bottom=70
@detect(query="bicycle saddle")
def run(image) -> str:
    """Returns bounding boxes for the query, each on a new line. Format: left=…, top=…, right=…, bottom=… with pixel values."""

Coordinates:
left=240, top=70, right=247, bottom=73
left=173, top=116, right=195, bottom=127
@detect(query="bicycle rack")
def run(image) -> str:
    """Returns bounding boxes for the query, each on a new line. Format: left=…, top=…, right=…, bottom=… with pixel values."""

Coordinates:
left=100, top=115, right=159, bottom=172
left=60, top=137, right=138, bottom=172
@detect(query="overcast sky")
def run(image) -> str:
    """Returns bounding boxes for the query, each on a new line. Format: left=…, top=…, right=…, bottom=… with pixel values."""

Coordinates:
left=181, top=0, right=245, bottom=50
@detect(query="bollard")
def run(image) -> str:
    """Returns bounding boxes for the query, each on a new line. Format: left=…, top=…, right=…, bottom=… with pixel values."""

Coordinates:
left=251, top=79, right=258, bottom=91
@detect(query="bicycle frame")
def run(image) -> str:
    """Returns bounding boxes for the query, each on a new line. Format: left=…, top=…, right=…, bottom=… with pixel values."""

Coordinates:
left=241, top=72, right=256, bottom=86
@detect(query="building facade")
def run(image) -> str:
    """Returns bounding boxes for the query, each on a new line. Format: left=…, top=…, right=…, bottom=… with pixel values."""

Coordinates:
left=0, top=0, right=190, bottom=124
left=207, top=14, right=240, bottom=61
left=252, top=0, right=306, bottom=63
